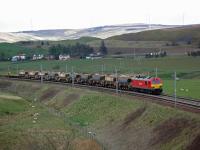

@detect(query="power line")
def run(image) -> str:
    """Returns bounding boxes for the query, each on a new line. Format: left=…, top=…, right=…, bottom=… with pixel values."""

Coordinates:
left=71, top=66, right=74, bottom=86
left=174, top=71, right=177, bottom=108
left=65, top=64, right=68, bottom=73
left=155, top=67, right=158, bottom=78
left=115, top=67, right=118, bottom=94
left=40, top=64, right=43, bottom=84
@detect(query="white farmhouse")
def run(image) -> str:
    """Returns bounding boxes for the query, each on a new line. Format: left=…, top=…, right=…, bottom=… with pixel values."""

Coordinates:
left=59, top=54, right=70, bottom=60
left=32, top=54, right=44, bottom=60
left=11, top=54, right=26, bottom=62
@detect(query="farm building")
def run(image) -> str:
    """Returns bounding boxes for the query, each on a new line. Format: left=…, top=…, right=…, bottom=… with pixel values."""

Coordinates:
left=59, top=54, right=70, bottom=60
left=11, top=54, right=26, bottom=62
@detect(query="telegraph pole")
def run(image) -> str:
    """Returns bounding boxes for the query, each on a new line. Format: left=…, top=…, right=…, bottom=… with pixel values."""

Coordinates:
left=17, top=64, right=19, bottom=75
left=115, top=67, right=118, bottom=94
left=40, top=64, right=43, bottom=84
left=8, top=66, right=10, bottom=74
left=119, top=59, right=122, bottom=70
left=174, top=71, right=177, bottom=108
left=101, top=64, right=103, bottom=74
left=65, top=64, right=68, bottom=73
left=155, top=67, right=158, bottom=78
left=71, top=66, right=74, bottom=86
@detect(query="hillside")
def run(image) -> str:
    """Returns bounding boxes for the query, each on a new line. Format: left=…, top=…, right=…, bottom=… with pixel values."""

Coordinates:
left=1, top=24, right=200, bottom=58
left=0, top=24, right=176, bottom=43
left=108, top=25, right=200, bottom=42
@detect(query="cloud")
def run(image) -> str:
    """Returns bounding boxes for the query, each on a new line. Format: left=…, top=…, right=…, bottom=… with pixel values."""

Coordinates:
left=0, top=0, right=199, bottom=32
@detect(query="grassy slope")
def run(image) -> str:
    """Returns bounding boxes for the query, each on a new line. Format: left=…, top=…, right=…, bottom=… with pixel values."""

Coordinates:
left=109, top=25, right=200, bottom=42
left=1, top=79, right=199, bottom=150
left=0, top=84, right=102, bottom=150
left=65, top=93, right=142, bottom=126
left=0, top=94, right=73, bottom=149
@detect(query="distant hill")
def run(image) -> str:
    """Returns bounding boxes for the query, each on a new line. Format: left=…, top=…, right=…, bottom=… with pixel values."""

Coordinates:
left=108, top=25, right=200, bottom=42
left=0, top=23, right=176, bottom=43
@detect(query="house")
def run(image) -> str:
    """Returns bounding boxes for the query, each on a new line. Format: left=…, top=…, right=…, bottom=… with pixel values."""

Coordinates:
left=86, top=53, right=103, bottom=60
left=32, top=54, right=44, bottom=60
left=11, top=56, right=18, bottom=62
left=59, top=54, right=70, bottom=60
left=11, top=54, right=26, bottom=62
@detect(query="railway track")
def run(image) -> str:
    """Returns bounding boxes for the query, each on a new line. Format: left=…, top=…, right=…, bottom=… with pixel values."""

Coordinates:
left=0, top=76, right=199, bottom=113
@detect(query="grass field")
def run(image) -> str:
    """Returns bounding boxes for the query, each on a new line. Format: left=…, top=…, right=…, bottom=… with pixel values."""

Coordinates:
left=1, top=56, right=200, bottom=75
left=0, top=56, right=199, bottom=99
left=0, top=79, right=199, bottom=150
left=163, top=79, right=200, bottom=99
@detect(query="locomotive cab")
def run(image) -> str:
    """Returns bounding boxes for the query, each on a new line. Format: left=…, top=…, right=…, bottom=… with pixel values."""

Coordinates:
left=150, top=77, right=163, bottom=94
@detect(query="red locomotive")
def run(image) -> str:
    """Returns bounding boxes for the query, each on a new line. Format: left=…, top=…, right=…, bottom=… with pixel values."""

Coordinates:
left=130, top=76, right=163, bottom=94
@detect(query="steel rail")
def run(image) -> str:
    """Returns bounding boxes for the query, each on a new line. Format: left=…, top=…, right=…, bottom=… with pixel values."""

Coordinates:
left=0, top=76, right=199, bottom=112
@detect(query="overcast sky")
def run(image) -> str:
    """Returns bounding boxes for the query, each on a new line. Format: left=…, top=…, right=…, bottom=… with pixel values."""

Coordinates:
left=0, top=0, right=199, bottom=32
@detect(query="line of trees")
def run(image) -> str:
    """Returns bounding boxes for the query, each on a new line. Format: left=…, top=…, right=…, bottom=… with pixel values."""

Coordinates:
left=48, top=43, right=94, bottom=59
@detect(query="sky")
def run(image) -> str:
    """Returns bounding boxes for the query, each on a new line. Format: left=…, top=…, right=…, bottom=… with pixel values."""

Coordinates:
left=0, top=0, right=199, bottom=32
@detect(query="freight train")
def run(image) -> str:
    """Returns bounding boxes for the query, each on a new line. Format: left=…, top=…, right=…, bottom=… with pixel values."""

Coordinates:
left=13, top=70, right=163, bottom=95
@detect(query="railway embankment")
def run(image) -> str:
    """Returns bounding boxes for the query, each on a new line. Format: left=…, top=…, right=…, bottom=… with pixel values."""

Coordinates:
left=0, top=79, right=200, bottom=150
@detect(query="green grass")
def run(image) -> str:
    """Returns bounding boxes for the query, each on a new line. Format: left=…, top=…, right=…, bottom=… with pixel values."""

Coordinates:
left=163, top=79, right=200, bottom=99
left=65, top=93, right=142, bottom=126
left=0, top=95, right=28, bottom=116
left=0, top=80, right=200, bottom=150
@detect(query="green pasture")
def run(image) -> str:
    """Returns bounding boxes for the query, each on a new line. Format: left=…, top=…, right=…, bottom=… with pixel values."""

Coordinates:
left=163, top=79, right=200, bottom=99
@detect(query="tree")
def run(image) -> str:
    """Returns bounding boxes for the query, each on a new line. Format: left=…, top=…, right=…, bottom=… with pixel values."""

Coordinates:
left=99, top=40, right=107, bottom=55
left=0, top=52, right=5, bottom=61
left=198, top=41, right=200, bottom=48
left=48, top=43, right=94, bottom=59
left=41, top=41, right=44, bottom=46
